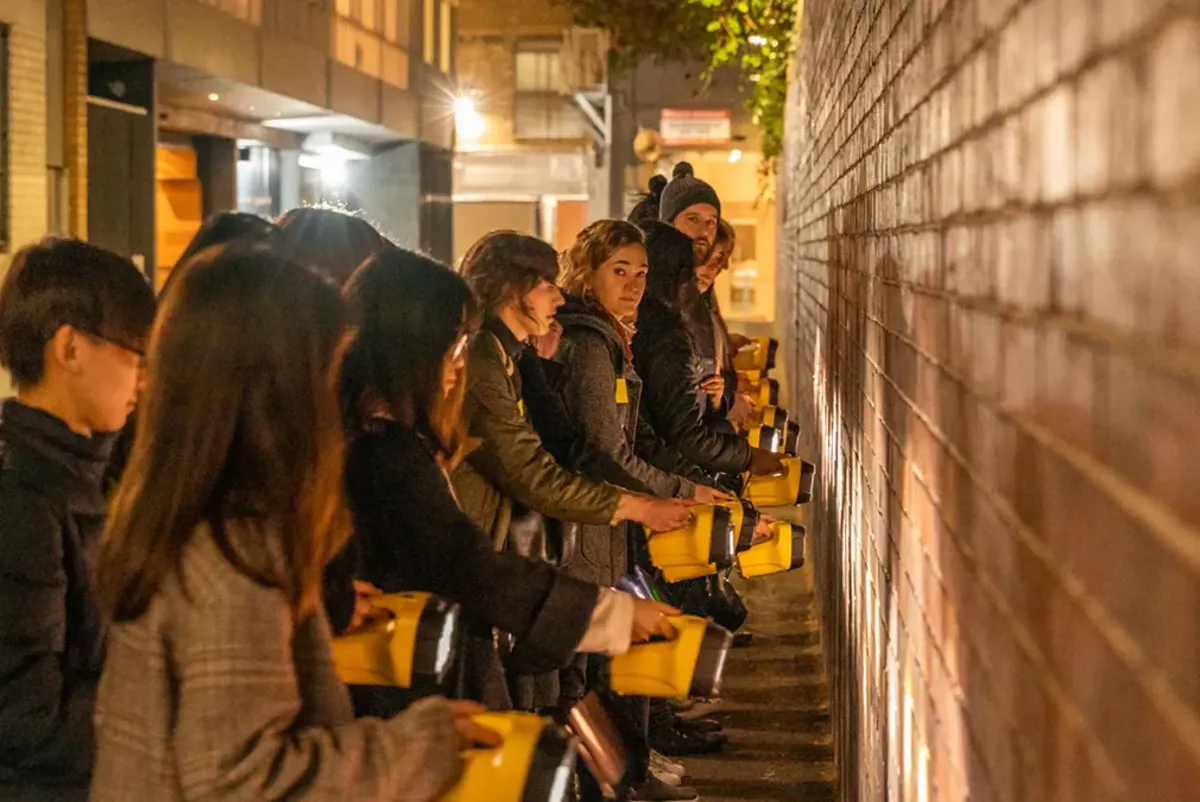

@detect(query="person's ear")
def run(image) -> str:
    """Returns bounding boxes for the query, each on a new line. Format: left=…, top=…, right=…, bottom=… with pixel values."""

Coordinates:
left=46, top=325, right=86, bottom=375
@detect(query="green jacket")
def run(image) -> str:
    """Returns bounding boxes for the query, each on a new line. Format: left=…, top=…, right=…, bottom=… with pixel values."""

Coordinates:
left=452, top=320, right=622, bottom=549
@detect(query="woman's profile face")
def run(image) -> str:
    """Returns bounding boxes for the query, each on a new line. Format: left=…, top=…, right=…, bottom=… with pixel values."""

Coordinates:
left=520, top=279, right=565, bottom=337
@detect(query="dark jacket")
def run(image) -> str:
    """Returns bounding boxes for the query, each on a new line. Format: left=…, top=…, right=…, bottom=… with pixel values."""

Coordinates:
left=686, top=290, right=739, bottom=421
left=633, top=223, right=753, bottom=475
left=549, top=298, right=699, bottom=586
left=452, top=318, right=622, bottom=548
left=0, top=400, right=112, bottom=801
left=344, top=419, right=600, bottom=709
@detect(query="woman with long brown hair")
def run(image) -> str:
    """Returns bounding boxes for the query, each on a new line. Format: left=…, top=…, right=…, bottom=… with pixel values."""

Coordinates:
left=91, top=247, right=487, bottom=801
left=339, top=248, right=680, bottom=714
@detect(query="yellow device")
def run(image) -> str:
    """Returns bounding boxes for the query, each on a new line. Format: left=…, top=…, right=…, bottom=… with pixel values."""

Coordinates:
left=739, top=520, right=807, bottom=578
left=717, top=498, right=761, bottom=553
left=738, top=371, right=779, bottom=407
left=442, top=713, right=577, bottom=802
left=733, top=336, right=778, bottom=373
left=743, top=456, right=816, bottom=507
left=331, top=592, right=461, bottom=692
left=647, top=504, right=737, bottom=582
left=757, top=377, right=779, bottom=407
left=609, top=615, right=734, bottom=700
left=747, top=423, right=785, bottom=454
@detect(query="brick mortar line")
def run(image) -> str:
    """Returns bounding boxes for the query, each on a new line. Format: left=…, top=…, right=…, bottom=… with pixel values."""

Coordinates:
left=817, top=371, right=1129, bottom=798
left=855, top=305, right=1200, bottom=575
left=791, top=251, right=1200, bottom=391
left=790, top=4, right=1195, bottom=220
left=852, top=333, right=1200, bottom=765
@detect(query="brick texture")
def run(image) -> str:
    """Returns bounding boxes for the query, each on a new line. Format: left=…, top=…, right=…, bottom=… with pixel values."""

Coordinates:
left=0, top=0, right=49, bottom=395
left=778, top=1, right=1200, bottom=800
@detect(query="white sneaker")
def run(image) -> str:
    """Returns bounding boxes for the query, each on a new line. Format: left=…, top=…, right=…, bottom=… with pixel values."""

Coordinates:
left=650, top=750, right=686, bottom=778
left=650, top=766, right=683, bottom=787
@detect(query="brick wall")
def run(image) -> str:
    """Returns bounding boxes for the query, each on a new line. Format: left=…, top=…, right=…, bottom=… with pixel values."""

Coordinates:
left=0, top=0, right=49, bottom=394
left=778, top=1, right=1200, bottom=800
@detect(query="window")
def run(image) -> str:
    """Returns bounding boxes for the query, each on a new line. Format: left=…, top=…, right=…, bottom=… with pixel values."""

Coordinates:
left=513, top=40, right=586, bottom=141
left=438, top=0, right=452, bottom=75
left=335, top=0, right=410, bottom=89
left=514, top=95, right=587, bottom=141
left=515, top=46, right=564, bottom=93
left=0, top=25, right=8, bottom=251
left=423, top=0, right=435, bottom=64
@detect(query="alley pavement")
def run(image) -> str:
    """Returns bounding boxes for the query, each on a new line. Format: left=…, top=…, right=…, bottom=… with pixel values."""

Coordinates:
left=682, top=507, right=837, bottom=802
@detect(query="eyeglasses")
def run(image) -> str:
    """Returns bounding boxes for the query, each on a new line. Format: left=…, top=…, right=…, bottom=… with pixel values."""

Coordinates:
left=78, top=329, right=147, bottom=363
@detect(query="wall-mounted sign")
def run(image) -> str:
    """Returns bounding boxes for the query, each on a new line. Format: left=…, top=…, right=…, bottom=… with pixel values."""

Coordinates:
left=659, top=109, right=732, bottom=146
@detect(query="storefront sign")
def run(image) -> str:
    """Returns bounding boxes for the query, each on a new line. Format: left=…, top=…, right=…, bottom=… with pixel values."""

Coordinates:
left=659, top=109, right=732, bottom=145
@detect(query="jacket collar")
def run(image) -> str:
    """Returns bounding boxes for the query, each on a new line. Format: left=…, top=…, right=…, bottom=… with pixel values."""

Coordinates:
left=0, top=399, right=114, bottom=510
left=483, top=315, right=528, bottom=362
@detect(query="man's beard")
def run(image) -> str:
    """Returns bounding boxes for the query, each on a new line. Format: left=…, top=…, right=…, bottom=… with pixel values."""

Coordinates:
left=692, top=236, right=713, bottom=266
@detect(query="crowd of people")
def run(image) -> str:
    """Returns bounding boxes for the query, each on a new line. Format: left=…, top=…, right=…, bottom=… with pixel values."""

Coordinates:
left=0, top=161, right=785, bottom=801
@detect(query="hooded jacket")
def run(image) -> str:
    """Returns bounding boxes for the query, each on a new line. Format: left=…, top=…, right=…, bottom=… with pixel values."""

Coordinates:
left=0, top=401, right=111, bottom=801
left=551, top=297, right=698, bottom=585
left=631, top=223, right=753, bottom=475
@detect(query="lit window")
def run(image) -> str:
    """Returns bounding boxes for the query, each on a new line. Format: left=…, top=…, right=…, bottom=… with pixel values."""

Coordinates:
left=423, top=0, right=435, bottom=64
left=439, top=0, right=452, bottom=75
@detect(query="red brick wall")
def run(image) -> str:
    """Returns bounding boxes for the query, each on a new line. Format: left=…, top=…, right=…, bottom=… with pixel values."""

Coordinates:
left=778, top=1, right=1200, bottom=800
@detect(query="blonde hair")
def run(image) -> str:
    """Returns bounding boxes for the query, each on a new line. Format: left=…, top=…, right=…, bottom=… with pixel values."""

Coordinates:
left=560, top=220, right=646, bottom=297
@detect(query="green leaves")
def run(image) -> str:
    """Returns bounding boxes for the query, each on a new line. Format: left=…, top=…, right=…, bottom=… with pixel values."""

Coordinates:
left=556, top=0, right=798, bottom=181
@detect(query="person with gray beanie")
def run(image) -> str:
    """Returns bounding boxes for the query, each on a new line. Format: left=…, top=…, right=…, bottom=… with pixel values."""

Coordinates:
left=658, top=162, right=722, bottom=264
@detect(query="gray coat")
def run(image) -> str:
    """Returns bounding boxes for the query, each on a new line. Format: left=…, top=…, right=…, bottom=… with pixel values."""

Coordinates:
left=553, top=300, right=697, bottom=586
left=90, top=521, right=462, bottom=802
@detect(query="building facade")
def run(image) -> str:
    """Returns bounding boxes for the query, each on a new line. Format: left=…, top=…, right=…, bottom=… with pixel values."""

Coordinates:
left=453, top=0, right=610, bottom=261
left=454, top=0, right=776, bottom=326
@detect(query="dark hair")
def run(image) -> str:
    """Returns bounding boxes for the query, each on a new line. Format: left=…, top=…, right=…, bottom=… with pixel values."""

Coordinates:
left=459, top=230, right=558, bottom=314
left=628, top=175, right=667, bottom=230
left=342, top=249, right=479, bottom=463
left=276, top=206, right=394, bottom=287
left=176, top=212, right=280, bottom=269
left=99, top=248, right=351, bottom=622
left=0, top=238, right=155, bottom=388
left=161, top=212, right=282, bottom=298
left=643, top=221, right=700, bottom=309
left=560, top=220, right=645, bottom=297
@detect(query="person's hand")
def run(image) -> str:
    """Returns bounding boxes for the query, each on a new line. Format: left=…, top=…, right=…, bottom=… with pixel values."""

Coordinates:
left=344, top=581, right=390, bottom=633
left=748, top=448, right=786, bottom=476
left=628, top=496, right=694, bottom=532
left=448, top=700, right=503, bottom=749
left=729, top=392, right=756, bottom=429
left=729, top=333, right=753, bottom=352
left=752, top=518, right=774, bottom=545
left=698, top=375, right=725, bottom=408
left=692, top=484, right=734, bottom=504
left=534, top=320, right=564, bottom=359
left=630, top=599, right=681, bottom=642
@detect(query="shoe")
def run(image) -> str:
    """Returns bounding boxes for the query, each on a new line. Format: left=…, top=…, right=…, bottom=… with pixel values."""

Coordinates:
left=650, top=750, right=687, bottom=779
left=630, top=774, right=699, bottom=801
left=732, top=632, right=755, bottom=648
left=671, top=699, right=696, bottom=713
left=650, top=766, right=682, bottom=787
left=649, top=725, right=726, bottom=756
left=676, top=716, right=723, bottom=735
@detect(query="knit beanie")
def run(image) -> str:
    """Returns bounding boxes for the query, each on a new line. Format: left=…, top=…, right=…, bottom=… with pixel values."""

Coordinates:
left=658, top=162, right=721, bottom=224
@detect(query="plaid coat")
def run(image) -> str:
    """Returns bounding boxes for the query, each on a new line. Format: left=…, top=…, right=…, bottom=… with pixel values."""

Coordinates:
left=90, top=522, right=462, bottom=801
